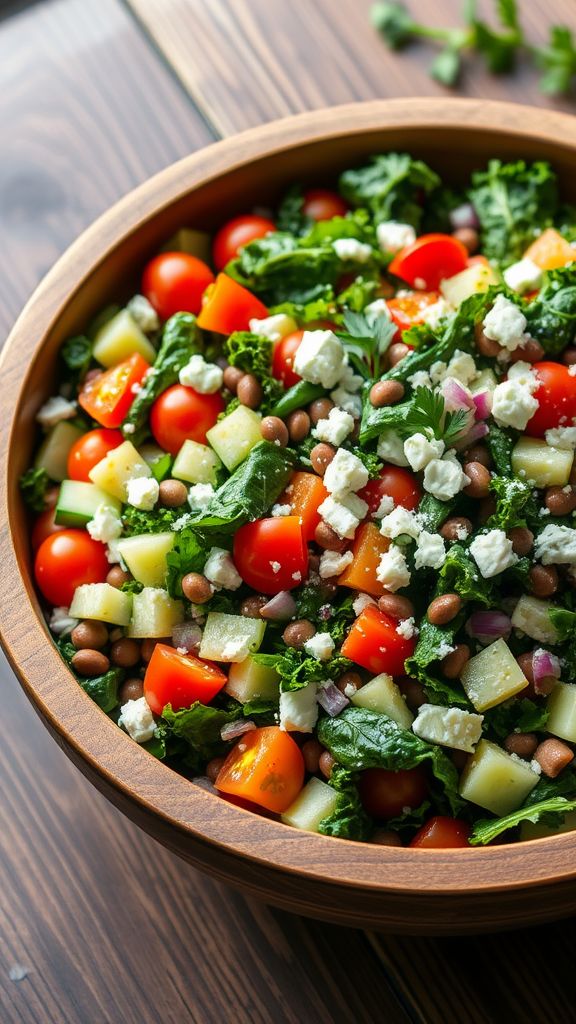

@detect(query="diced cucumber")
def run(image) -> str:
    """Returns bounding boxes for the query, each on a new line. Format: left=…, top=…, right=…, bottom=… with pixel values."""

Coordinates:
left=440, top=262, right=499, bottom=306
left=546, top=682, right=576, bottom=743
left=162, top=228, right=211, bottom=262
left=225, top=655, right=280, bottom=703
left=34, top=421, right=84, bottom=482
left=511, top=595, right=558, bottom=644
left=460, top=638, right=528, bottom=712
left=206, top=406, right=262, bottom=471
left=55, top=480, right=121, bottom=526
left=93, top=309, right=157, bottom=367
left=459, top=739, right=539, bottom=816
left=128, top=587, right=183, bottom=638
left=69, top=583, right=132, bottom=625
left=89, top=440, right=150, bottom=500
left=199, top=612, right=266, bottom=662
left=281, top=778, right=338, bottom=832
left=351, top=673, right=413, bottom=729
left=512, top=437, right=573, bottom=488
left=172, top=439, right=221, bottom=484
left=116, top=532, right=174, bottom=588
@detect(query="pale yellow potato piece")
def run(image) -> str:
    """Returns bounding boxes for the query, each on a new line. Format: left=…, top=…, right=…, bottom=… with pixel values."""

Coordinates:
left=128, top=587, right=183, bottom=637
left=225, top=655, right=280, bottom=703
left=281, top=777, right=338, bottom=832
left=199, top=612, right=266, bottom=662
left=206, top=406, right=262, bottom=471
left=93, top=309, right=157, bottom=367
left=546, top=682, right=576, bottom=744
left=511, top=437, right=573, bottom=488
left=69, top=583, right=132, bottom=626
left=459, top=739, right=538, bottom=816
left=116, top=532, right=175, bottom=588
left=510, top=595, right=558, bottom=645
left=89, top=440, right=150, bottom=500
left=460, top=638, right=528, bottom=712
left=351, top=673, right=413, bottom=729
left=440, top=262, right=499, bottom=306
left=172, top=439, right=221, bottom=484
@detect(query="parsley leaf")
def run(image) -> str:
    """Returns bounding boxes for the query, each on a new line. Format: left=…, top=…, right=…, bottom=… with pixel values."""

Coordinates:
left=402, top=387, right=470, bottom=447
left=338, top=308, right=396, bottom=380
left=19, top=467, right=50, bottom=511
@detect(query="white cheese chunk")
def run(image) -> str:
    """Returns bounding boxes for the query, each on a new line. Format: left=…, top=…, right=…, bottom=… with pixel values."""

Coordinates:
left=86, top=504, right=123, bottom=543
left=364, top=298, right=392, bottom=324
left=118, top=696, right=156, bottom=743
left=179, top=354, right=224, bottom=394
left=312, top=406, right=354, bottom=446
left=203, top=547, right=242, bottom=591
left=126, top=476, right=159, bottom=511
left=545, top=426, right=576, bottom=450
left=376, top=545, right=411, bottom=592
left=48, top=606, right=78, bottom=636
left=304, top=632, right=335, bottom=661
left=333, top=237, right=373, bottom=263
left=36, top=395, right=77, bottom=428
left=126, top=294, right=160, bottom=333
left=319, top=549, right=354, bottom=578
left=414, top=530, right=446, bottom=570
left=534, top=524, right=576, bottom=565
left=318, top=495, right=360, bottom=540
left=412, top=704, right=484, bottom=753
left=423, top=454, right=470, bottom=502
left=376, top=221, right=416, bottom=254
left=380, top=506, right=422, bottom=540
left=469, top=529, right=518, bottom=578
left=323, top=448, right=369, bottom=498
left=293, top=330, right=347, bottom=389
left=187, top=483, right=215, bottom=511
left=404, top=432, right=445, bottom=472
left=503, top=257, right=543, bottom=295
left=482, top=294, right=529, bottom=351
left=248, top=313, right=297, bottom=342
left=279, top=683, right=318, bottom=732
left=419, top=297, right=452, bottom=331
left=377, top=429, right=409, bottom=467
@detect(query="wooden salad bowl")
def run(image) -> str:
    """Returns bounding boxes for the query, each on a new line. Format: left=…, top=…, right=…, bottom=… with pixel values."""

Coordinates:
left=2, top=98, right=576, bottom=934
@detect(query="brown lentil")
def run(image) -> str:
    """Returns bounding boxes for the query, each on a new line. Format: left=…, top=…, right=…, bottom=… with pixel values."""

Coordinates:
left=335, top=670, right=363, bottom=696
left=71, top=620, right=109, bottom=651
left=282, top=619, right=316, bottom=649
left=237, top=374, right=262, bottom=409
left=106, top=565, right=132, bottom=589
left=110, top=637, right=141, bottom=668
left=205, top=757, right=226, bottom=784
left=427, top=593, right=462, bottom=626
left=240, top=595, right=268, bottom=618
left=286, top=409, right=310, bottom=443
left=319, top=750, right=336, bottom=780
left=545, top=486, right=576, bottom=516
left=504, top=733, right=538, bottom=759
left=141, top=638, right=169, bottom=663
left=158, top=479, right=188, bottom=507
left=478, top=496, right=497, bottom=523
left=371, top=829, right=403, bottom=847
left=314, top=521, right=347, bottom=552
left=475, top=324, right=501, bottom=358
left=260, top=416, right=289, bottom=446
left=310, top=442, right=336, bottom=476
left=399, top=677, right=426, bottom=710
left=369, top=379, right=405, bottom=408
left=222, top=365, right=244, bottom=393
left=118, top=677, right=144, bottom=704
left=452, top=226, right=479, bottom=254
left=562, top=347, right=576, bottom=366
left=534, top=738, right=574, bottom=778
left=308, top=397, right=334, bottom=424
left=529, top=564, right=559, bottom=598
left=388, top=342, right=410, bottom=367
left=378, top=593, right=415, bottom=620
left=71, top=649, right=110, bottom=677
left=507, top=526, right=534, bottom=557
left=509, top=338, right=545, bottom=364
left=301, top=739, right=324, bottom=774
left=440, top=516, right=473, bottom=542
left=182, top=572, right=213, bottom=604
left=441, top=644, right=470, bottom=679
left=463, top=444, right=491, bottom=469
left=463, top=461, right=491, bottom=499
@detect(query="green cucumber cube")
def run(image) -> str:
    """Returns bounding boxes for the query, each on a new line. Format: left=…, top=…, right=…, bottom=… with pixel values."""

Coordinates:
left=199, top=612, right=265, bottom=662
left=281, top=778, right=338, bottom=832
left=69, top=583, right=132, bottom=625
left=34, top=421, right=84, bottom=482
left=172, top=439, right=221, bottom=484
left=225, top=655, right=280, bottom=703
left=116, top=532, right=175, bottom=588
left=55, top=480, right=121, bottom=526
left=206, top=406, right=262, bottom=471
left=128, top=587, right=183, bottom=637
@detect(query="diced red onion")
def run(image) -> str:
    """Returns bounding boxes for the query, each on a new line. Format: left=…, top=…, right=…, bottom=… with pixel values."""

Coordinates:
left=452, top=421, right=489, bottom=451
left=316, top=682, right=349, bottom=717
left=441, top=377, right=475, bottom=412
left=466, top=610, right=512, bottom=645
left=172, top=621, right=202, bottom=651
left=220, top=719, right=257, bottom=742
left=472, top=390, right=492, bottom=420
left=532, top=649, right=561, bottom=693
left=260, top=590, right=297, bottom=621
left=449, top=202, right=480, bottom=231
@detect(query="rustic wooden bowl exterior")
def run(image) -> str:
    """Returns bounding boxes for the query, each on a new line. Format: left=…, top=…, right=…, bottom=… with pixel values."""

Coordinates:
left=2, top=98, right=576, bottom=934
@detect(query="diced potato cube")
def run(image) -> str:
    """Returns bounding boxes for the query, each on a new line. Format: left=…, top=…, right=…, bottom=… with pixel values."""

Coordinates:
left=512, top=437, right=573, bottom=488
left=69, top=582, right=132, bottom=625
left=172, top=439, right=221, bottom=484
left=206, top=406, right=262, bottom=471
left=460, top=638, right=528, bottom=712
left=199, top=612, right=266, bottom=662
left=93, top=309, right=157, bottom=367
left=440, top=261, right=499, bottom=306
left=546, top=682, right=576, bottom=743
left=128, top=587, right=183, bottom=637
left=511, top=595, right=558, bottom=644
left=412, top=704, right=483, bottom=753
left=459, top=739, right=539, bottom=816
left=520, top=809, right=576, bottom=841
left=89, top=440, right=150, bottom=500
left=281, top=777, right=338, bottom=832
left=116, top=532, right=175, bottom=588
left=225, top=655, right=280, bottom=703
left=351, top=673, right=413, bottom=729
left=34, top=421, right=84, bottom=482
left=524, top=228, right=576, bottom=271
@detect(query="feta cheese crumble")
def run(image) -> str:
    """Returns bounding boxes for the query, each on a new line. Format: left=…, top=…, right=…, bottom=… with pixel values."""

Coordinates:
left=36, top=396, right=77, bottom=428
left=323, top=448, right=369, bottom=498
left=319, top=549, right=354, bottom=578
left=352, top=592, right=377, bottom=616
left=271, top=502, right=292, bottom=516
left=293, top=330, right=347, bottom=389
left=126, top=294, right=160, bottom=333
left=412, top=704, right=484, bottom=753
left=470, top=529, right=518, bottom=578
left=396, top=617, right=418, bottom=639
left=179, top=354, right=223, bottom=394
left=48, top=606, right=78, bottom=636
left=376, top=545, right=411, bottom=592
left=126, top=476, right=159, bottom=511
left=404, top=433, right=445, bottom=472
left=373, top=494, right=395, bottom=518
left=491, top=363, right=539, bottom=430
left=118, top=697, right=156, bottom=743
left=279, top=683, right=318, bottom=732
left=317, top=495, right=361, bottom=539
left=86, top=504, right=123, bottom=543
left=545, top=426, right=576, bottom=450
left=333, top=237, right=373, bottom=263
left=188, top=483, right=215, bottom=511
left=377, top=429, right=409, bottom=467
left=376, top=221, right=416, bottom=254
left=503, top=258, right=543, bottom=295
left=203, top=548, right=241, bottom=590
left=364, top=298, right=391, bottom=324
left=414, top=530, right=447, bottom=570
left=482, top=294, right=528, bottom=352
left=423, top=454, right=470, bottom=502
left=380, top=506, right=422, bottom=541
left=534, top=524, right=576, bottom=565
left=312, top=406, right=354, bottom=446
left=419, top=297, right=452, bottom=331
left=304, top=632, right=335, bottom=661
left=248, top=313, right=297, bottom=343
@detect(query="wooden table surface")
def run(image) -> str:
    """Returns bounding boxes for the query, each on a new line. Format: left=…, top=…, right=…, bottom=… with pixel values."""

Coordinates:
left=1, top=1, right=575, bottom=1021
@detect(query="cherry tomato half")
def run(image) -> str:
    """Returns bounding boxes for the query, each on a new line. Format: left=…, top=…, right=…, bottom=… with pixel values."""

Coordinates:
left=212, top=214, right=275, bottom=271
left=197, top=273, right=268, bottom=334
left=358, top=767, right=428, bottom=819
left=525, top=361, right=576, bottom=437
left=302, top=189, right=348, bottom=222
left=142, top=252, right=215, bottom=321
left=358, top=465, right=422, bottom=516
left=272, top=330, right=304, bottom=388
left=233, top=516, right=308, bottom=595
left=144, top=644, right=227, bottom=715
left=215, top=726, right=305, bottom=813
left=31, top=506, right=66, bottom=551
left=389, top=234, right=468, bottom=291
left=34, top=529, right=109, bottom=607
left=78, top=353, right=150, bottom=429
left=67, top=428, right=123, bottom=482
left=409, top=816, right=471, bottom=849
left=150, top=383, right=224, bottom=455
left=341, top=604, right=416, bottom=676
left=386, top=290, right=441, bottom=334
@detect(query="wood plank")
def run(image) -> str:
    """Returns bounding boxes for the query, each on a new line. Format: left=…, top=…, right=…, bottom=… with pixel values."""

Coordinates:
left=128, top=0, right=576, bottom=135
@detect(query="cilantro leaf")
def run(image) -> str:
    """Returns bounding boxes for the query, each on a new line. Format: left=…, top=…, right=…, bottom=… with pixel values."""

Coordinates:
left=401, top=387, right=470, bottom=447
left=20, top=467, right=50, bottom=511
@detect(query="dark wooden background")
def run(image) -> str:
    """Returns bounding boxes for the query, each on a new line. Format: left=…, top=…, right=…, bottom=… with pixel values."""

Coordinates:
left=1, top=2, right=575, bottom=1021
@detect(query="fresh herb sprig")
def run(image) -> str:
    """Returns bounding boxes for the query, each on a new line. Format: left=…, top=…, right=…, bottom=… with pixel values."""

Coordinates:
left=402, top=386, right=470, bottom=447
left=338, top=308, right=396, bottom=380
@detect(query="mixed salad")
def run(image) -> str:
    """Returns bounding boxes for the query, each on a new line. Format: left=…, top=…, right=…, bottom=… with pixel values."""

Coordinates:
left=21, top=153, right=576, bottom=848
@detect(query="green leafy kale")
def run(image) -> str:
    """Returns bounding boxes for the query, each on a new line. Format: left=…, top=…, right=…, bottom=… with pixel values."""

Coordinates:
left=121, top=312, right=201, bottom=444
left=254, top=648, right=352, bottom=693
left=438, top=543, right=493, bottom=605
left=486, top=424, right=515, bottom=477
left=60, top=335, right=93, bottom=385
left=525, top=266, right=576, bottom=356
left=122, top=504, right=182, bottom=535
left=417, top=493, right=457, bottom=532
left=339, top=153, right=440, bottom=229
left=318, top=707, right=463, bottom=814
left=158, top=701, right=238, bottom=774
left=487, top=475, right=539, bottom=531
left=548, top=605, right=576, bottom=643
left=226, top=231, right=339, bottom=306
left=469, top=159, right=558, bottom=265
left=483, top=698, right=549, bottom=741
left=318, top=764, right=373, bottom=841
left=166, top=529, right=209, bottom=599
left=276, top=185, right=310, bottom=235
left=405, top=617, right=471, bottom=708
left=225, top=331, right=284, bottom=409
left=20, top=467, right=50, bottom=511
left=470, top=796, right=576, bottom=846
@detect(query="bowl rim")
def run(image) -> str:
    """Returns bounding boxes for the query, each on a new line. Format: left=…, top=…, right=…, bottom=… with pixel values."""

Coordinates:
left=3, top=96, right=576, bottom=898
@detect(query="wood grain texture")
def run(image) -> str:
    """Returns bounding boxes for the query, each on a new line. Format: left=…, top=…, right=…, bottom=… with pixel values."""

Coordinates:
left=128, top=0, right=576, bottom=135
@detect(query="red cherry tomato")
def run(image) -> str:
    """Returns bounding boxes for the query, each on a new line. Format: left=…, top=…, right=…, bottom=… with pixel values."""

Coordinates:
left=341, top=604, right=416, bottom=676
left=144, top=644, right=227, bottom=715
left=142, top=252, right=215, bottom=321
left=524, top=361, right=576, bottom=437
left=233, top=516, right=308, bottom=595
left=34, top=529, right=109, bottom=607
left=409, top=816, right=471, bottom=849
left=150, top=383, right=224, bottom=455
left=67, top=428, right=123, bottom=482
left=358, top=465, right=422, bottom=516
left=389, top=234, right=468, bottom=291
left=78, top=353, right=150, bottom=429
left=215, top=726, right=305, bottom=813
left=272, top=330, right=304, bottom=388
left=212, top=214, right=276, bottom=271
left=31, top=506, right=66, bottom=551
left=302, top=189, right=348, bottom=221
left=386, top=290, right=441, bottom=334
left=197, top=273, right=268, bottom=334
left=358, top=767, right=428, bottom=819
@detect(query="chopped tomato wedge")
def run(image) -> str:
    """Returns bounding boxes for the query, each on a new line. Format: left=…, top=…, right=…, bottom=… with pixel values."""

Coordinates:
left=525, top=361, right=576, bottom=436
left=358, top=465, right=422, bottom=516
left=215, top=726, right=305, bottom=813
left=389, top=234, right=468, bottom=291
left=359, top=767, right=428, bottom=819
left=233, top=516, right=308, bottom=594
left=338, top=522, right=390, bottom=597
left=272, top=330, right=304, bottom=388
left=78, top=353, right=150, bottom=428
left=144, top=644, right=227, bottom=715
left=341, top=604, right=416, bottom=676
left=386, top=290, right=440, bottom=334
left=281, top=471, right=328, bottom=542
left=197, top=273, right=268, bottom=334
left=409, top=816, right=471, bottom=849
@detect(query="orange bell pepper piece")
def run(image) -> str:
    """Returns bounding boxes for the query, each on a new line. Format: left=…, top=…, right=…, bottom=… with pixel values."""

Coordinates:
left=280, top=471, right=329, bottom=542
left=338, top=521, right=390, bottom=597
left=215, top=726, right=305, bottom=813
